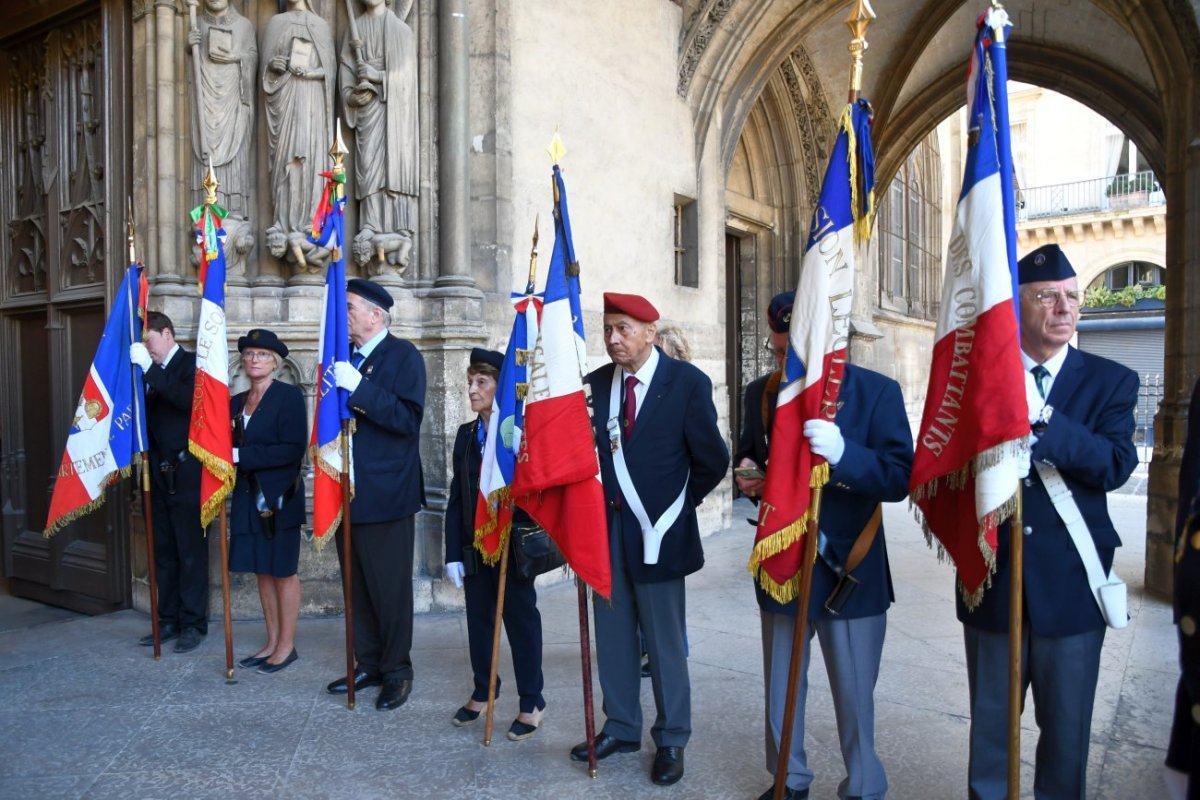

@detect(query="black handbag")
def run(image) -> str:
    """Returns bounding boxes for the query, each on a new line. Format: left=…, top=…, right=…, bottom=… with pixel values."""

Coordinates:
left=509, top=519, right=566, bottom=580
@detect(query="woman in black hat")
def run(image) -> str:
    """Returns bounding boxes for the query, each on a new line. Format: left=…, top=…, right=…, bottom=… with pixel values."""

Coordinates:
left=444, top=347, right=547, bottom=739
left=230, top=329, right=307, bottom=674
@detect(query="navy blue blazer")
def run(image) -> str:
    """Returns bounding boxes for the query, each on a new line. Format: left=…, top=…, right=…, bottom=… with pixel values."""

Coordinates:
left=958, top=345, right=1138, bottom=637
left=751, top=365, right=913, bottom=620
left=144, top=347, right=200, bottom=501
left=347, top=333, right=427, bottom=524
left=231, top=381, right=307, bottom=532
left=586, top=350, right=730, bottom=584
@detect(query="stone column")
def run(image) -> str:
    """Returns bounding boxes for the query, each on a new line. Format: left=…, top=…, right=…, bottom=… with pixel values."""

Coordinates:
left=435, top=0, right=472, bottom=287
left=153, top=0, right=182, bottom=284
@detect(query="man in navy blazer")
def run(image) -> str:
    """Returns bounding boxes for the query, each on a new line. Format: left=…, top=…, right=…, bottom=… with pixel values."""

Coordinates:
left=737, top=293, right=913, bottom=800
left=328, top=278, right=427, bottom=711
left=130, top=311, right=208, bottom=654
left=960, top=244, right=1138, bottom=799
left=569, top=293, right=729, bottom=786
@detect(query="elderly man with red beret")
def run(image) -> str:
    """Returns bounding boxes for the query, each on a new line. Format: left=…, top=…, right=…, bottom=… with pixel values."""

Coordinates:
left=569, top=292, right=730, bottom=786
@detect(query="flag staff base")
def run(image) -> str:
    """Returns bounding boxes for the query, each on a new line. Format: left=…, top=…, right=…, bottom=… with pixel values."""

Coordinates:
left=483, top=542, right=512, bottom=747
left=141, top=457, right=162, bottom=661
left=340, top=419, right=356, bottom=711
left=218, top=505, right=234, bottom=679
left=577, top=581, right=598, bottom=778
left=1007, top=486, right=1024, bottom=799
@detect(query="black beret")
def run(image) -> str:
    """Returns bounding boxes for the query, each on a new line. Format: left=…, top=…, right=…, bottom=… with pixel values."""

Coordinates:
left=470, top=347, right=504, bottom=372
left=237, top=328, right=288, bottom=358
left=346, top=278, right=395, bottom=310
left=767, top=291, right=795, bottom=333
left=1018, top=244, right=1076, bottom=285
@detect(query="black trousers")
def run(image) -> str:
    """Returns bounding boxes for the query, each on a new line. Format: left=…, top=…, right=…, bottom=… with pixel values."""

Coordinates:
left=336, top=517, right=415, bottom=682
left=463, top=560, right=544, bottom=713
left=150, top=468, right=208, bottom=634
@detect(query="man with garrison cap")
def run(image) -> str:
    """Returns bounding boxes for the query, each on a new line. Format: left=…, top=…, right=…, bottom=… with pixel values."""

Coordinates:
left=569, top=292, right=729, bottom=786
left=736, top=292, right=913, bottom=800
left=961, top=243, right=1137, bottom=799
left=326, top=278, right=427, bottom=711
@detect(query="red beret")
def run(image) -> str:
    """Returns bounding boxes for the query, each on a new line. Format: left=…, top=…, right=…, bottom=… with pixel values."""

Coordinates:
left=603, top=292, right=659, bottom=323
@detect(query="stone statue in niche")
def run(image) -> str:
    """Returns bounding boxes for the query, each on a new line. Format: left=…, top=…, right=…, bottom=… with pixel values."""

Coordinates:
left=340, top=0, right=419, bottom=276
left=262, top=0, right=336, bottom=275
left=186, top=0, right=257, bottom=278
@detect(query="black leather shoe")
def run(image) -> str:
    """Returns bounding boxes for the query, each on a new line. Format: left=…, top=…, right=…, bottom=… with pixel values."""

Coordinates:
left=256, top=648, right=298, bottom=674
left=376, top=678, right=412, bottom=710
left=757, top=786, right=809, bottom=800
left=139, top=625, right=178, bottom=647
left=238, top=653, right=271, bottom=669
left=326, top=670, right=382, bottom=694
left=173, top=628, right=204, bottom=653
left=570, top=732, right=640, bottom=762
left=651, top=746, right=685, bottom=786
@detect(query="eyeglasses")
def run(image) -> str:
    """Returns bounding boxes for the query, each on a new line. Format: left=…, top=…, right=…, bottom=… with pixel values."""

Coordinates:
left=762, top=338, right=787, bottom=358
left=242, top=351, right=275, bottom=362
left=1030, top=288, right=1082, bottom=308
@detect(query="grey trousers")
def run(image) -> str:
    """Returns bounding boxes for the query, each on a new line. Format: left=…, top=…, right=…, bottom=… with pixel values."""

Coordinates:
left=762, top=610, right=888, bottom=799
left=593, top=526, right=690, bottom=748
left=964, top=624, right=1105, bottom=800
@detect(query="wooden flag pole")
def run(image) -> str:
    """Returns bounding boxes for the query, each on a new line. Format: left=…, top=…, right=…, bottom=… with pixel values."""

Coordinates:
left=218, top=504, right=234, bottom=679
left=577, top=582, right=599, bottom=777
left=772, top=486, right=824, bottom=800
left=483, top=542, right=512, bottom=746
left=1007, top=485, right=1024, bottom=798
left=340, top=418, right=356, bottom=710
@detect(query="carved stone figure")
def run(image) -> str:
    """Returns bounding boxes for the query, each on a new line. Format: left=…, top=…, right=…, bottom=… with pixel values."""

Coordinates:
left=262, top=0, right=336, bottom=274
left=340, top=0, right=419, bottom=275
left=187, top=0, right=257, bottom=277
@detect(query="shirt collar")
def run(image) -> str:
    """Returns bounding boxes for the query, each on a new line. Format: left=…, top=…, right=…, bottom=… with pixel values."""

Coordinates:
left=1020, top=343, right=1069, bottom=379
left=354, top=327, right=389, bottom=362
left=160, top=343, right=180, bottom=368
left=622, top=344, right=660, bottom=386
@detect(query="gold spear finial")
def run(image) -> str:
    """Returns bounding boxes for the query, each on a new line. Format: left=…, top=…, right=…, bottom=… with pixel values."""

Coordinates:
left=126, top=197, right=137, bottom=264
left=202, top=156, right=219, bottom=206
left=525, top=214, right=540, bottom=294
left=330, top=117, right=349, bottom=178
left=547, top=129, right=566, bottom=166
left=845, top=0, right=876, bottom=102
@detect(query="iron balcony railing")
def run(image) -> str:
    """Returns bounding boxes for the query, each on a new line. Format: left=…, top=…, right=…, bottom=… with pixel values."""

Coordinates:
left=1016, top=170, right=1165, bottom=222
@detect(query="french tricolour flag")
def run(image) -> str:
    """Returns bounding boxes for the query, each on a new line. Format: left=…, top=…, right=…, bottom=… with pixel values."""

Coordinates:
left=910, top=7, right=1030, bottom=605
left=748, top=100, right=874, bottom=604
left=188, top=206, right=234, bottom=528
left=511, top=164, right=611, bottom=598
left=309, top=171, right=353, bottom=547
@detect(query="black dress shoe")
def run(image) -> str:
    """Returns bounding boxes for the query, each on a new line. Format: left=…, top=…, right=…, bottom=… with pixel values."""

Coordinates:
left=756, top=786, right=809, bottom=800
left=451, top=705, right=482, bottom=727
left=651, top=746, right=685, bottom=786
left=139, top=625, right=178, bottom=647
left=569, top=732, right=640, bottom=762
left=173, top=628, right=204, bottom=653
left=256, top=648, right=298, bottom=674
left=326, top=670, right=382, bottom=694
left=376, top=678, right=412, bottom=710
left=238, top=653, right=271, bottom=669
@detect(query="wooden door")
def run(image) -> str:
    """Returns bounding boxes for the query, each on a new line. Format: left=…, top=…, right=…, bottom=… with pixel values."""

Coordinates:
left=1, top=2, right=132, bottom=614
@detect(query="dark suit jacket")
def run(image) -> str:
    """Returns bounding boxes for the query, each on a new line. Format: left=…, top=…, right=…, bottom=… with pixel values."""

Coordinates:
left=958, top=345, right=1139, bottom=637
left=750, top=365, right=913, bottom=620
left=144, top=347, right=199, bottom=501
left=735, top=370, right=779, bottom=470
left=231, top=381, right=307, bottom=532
left=347, top=333, right=426, bottom=524
left=586, top=350, right=730, bottom=584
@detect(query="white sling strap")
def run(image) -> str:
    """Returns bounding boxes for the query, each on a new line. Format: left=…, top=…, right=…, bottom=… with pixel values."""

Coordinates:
left=1033, top=461, right=1127, bottom=629
left=608, top=368, right=690, bottom=564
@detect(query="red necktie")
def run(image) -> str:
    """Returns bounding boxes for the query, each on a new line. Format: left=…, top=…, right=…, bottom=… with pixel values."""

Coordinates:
left=623, top=374, right=638, bottom=438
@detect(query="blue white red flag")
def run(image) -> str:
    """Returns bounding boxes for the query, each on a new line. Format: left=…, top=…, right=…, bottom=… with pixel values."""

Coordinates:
left=45, top=264, right=149, bottom=536
left=188, top=204, right=234, bottom=527
left=910, top=7, right=1029, bottom=605
left=309, top=170, right=354, bottom=548
left=511, top=163, right=611, bottom=598
left=474, top=286, right=541, bottom=562
left=749, top=100, right=875, bottom=603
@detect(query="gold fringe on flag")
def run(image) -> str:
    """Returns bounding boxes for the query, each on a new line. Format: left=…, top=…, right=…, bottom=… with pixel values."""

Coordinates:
left=189, top=441, right=235, bottom=529
left=840, top=104, right=875, bottom=245
left=473, top=485, right=513, bottom=566
left=43, top=459, right=141, bottom=538
left=745, top=461, right=830, bottom=605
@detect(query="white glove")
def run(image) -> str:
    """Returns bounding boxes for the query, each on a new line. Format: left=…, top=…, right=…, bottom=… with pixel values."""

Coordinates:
left=1029, top=431, right=1040, bottom=449
left=232, top=448, right=240, bottom=465
left=445, top=561, right=465, bottom=588
left=803, top=418, right=845, bottom=466
left=1016, top=448, right=1030, bottom=480
left=130, top=342, right=152, bottom=372
left=333, top=361, right=362, bottom=393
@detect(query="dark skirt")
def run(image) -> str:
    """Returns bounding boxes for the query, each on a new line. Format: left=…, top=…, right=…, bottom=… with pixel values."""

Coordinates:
left=228, top=501, right=301, bottom=579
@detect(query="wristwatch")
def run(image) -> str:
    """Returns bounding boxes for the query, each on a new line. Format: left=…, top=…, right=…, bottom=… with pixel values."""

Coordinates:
left=1031, top=405, right=1054, bottom=436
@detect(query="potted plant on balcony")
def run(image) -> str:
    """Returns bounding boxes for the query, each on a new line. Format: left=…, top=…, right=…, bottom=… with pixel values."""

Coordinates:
left=1105, top=172, right=1157, bottom=210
